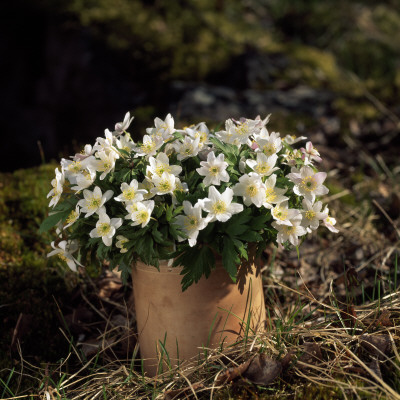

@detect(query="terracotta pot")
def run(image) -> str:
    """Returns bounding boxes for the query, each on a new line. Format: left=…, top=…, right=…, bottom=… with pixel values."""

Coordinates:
left=132, top=258, right=266, bottom=376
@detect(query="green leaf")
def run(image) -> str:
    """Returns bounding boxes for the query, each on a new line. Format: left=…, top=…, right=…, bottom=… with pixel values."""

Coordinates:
left=39, top=209, right=71, bottom=233
left=118, top=260, right=132, bottom=285
left=240, top=230, right=263, bottom=243
left=174, top=246, right=215, bottom=291
left=249, top=213, right=271, bottom=231
left=165, top=205, right=173, bottom=222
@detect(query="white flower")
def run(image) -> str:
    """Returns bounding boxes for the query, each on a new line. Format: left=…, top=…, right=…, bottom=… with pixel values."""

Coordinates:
left=47, top=240, right=82, bottom=271
left=271, top=201, right=301, bottom=226
left=64, top=205, right=81, bottom=229
left=115, top=134, right=135, bottom=154
left=272, top=213, right=307, bottom=246
left=246, top=153, right=279, bottom=177
left=233, top=173, right=266, bottom=207
left=77, top=186, right=114, bottom=217
left=215, top=128, right=240, bottom=146
left=146, top=114, right=175, bottom=141
left=301, top=199, right=328, bottom=231
left=283, top=134, right=307, bottom=144
left=253, top=128, right=282, bottom=156
left=147, top=152, right=182, bottom=178
left=133, top=134, right=163, bottom=157
left=114, top=112, right=134, bottom=136
left=47, top=168, right=65, bottom=207
left=301, top=141, right=322, bottom=164
left=263, top=174, right=288, bottom=209
left=72, top=144, right=95, bottom=162
left=93, top=129, right=119, bottom=155
left=287, top=166, right=329, bottom=203
left=175, top=201, right=208, bottom=246
left=127, top=200, right=155, bottom=228
left=71, top=168, right=96, bottom=192
left=89, top=150, right=118, bottom=180
left=173, top=136, right=201, bottom=161
left=89, top=210, right=122, bottom=246
left=196, top=151, right=229, bottom=186
left=322, top=206, right=339, bottom=233
left=185, top=122, right=211, bottom=148
left=116, top=235, right=129, bottom=253
left=61, top=157, right=94, bottom=185
left=143, top=114, right=173, bottom=143
left=202, top=186, right=243, bottom=222
left=149, top=172, right=177, bottom=196
left=114, top=179, right=147, bottom=203
left=225, top=118, right=257, bottom=145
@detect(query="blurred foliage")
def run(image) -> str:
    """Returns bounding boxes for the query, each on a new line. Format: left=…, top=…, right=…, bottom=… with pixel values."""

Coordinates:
left=60, top=0, right=277, bottom=81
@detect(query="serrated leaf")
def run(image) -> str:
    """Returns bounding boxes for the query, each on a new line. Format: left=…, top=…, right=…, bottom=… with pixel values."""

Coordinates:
left=166, top=205, right=173, bottom=222
left=240, top=230, right=263, bottom=243
left=39, top=209, right=71, bottom=233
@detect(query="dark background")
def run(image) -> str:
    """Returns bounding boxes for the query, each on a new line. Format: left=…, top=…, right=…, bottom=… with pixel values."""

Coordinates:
left=1, top=0, right=399, bottom=171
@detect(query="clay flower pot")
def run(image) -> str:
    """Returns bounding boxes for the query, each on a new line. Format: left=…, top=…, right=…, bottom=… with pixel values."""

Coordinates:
left=132, top=259, right=266, bottom=376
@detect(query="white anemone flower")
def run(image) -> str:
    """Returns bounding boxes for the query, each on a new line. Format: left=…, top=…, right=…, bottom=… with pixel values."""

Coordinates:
left=116, top=235, right=129, bottom=253
left=202, top=186, right=243, bottom=223
left=287, top=166, right=329, bottom=203
left=47, top=168, right=65, bottom=207
left=146, top=113, right=175, bottom=141
left=114, top=179, right=147, bottom=204
left=149, top=172, right=177, bottom=196
left=61, top=157, right=94, bottom=185
left=127, top=200, right=155, bottom=228
left=175, top=200, right=208, bottom=246
left=77, top=186, right=113, bottom=217
left=322, top=205, right=339, bottom=233
left=89, top=210, right=122, bottom=246
left=89, top=150, right=119, bottom=180
left=64, top=205, right=81, bottom=229
left=133, top=134, right=163, bottom=157
left=47, top=240, right=82, bottom=271
left=263, top=174, right=288, bottom=209
left=196, top=151, right=229, bottom=186
left=233, top=173, right=266, bottom=207
left=93, top=129, right=120, bottom=155
left=246, top=153, right=279, bottom=177
left=147, top=152, right=182, bottom=178
left=301, top=199, right=328, bottom=232
left=71, top=168, right=96, bottom=192
left=271, top=201, right=301, bottom=226
left=272, top=213, right=307, bottom=246
left=301, top=141, right=322, bottom=164
left=225, top=118, right=256, bottom=145
left=215, top=128, right=240, bottom=146
left=283, top=134, right=307, bottom=144
left=253, top=128, right=282, bottom=156
left=72, top=144, right=95, bottom=162
left=114, top=112, right=134, bottom=136
left=116, top=134, right=135, bottom=154
left=185, top=122, right=211, bottom=148
left=173, top=136, right=201, bottom=161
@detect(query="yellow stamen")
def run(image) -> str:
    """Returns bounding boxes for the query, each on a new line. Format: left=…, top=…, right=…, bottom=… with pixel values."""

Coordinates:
left=305, top=210, right=316, bottom=220
left=300, top=176, right=317, bottom=192
left=212, top=200, right=227, bottom=214
left=97, top=223, right=111, bottom=236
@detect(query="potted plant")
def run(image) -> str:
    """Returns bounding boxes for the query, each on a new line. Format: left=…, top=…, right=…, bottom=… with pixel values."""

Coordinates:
left=42, top=112, right=338, bottom=375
